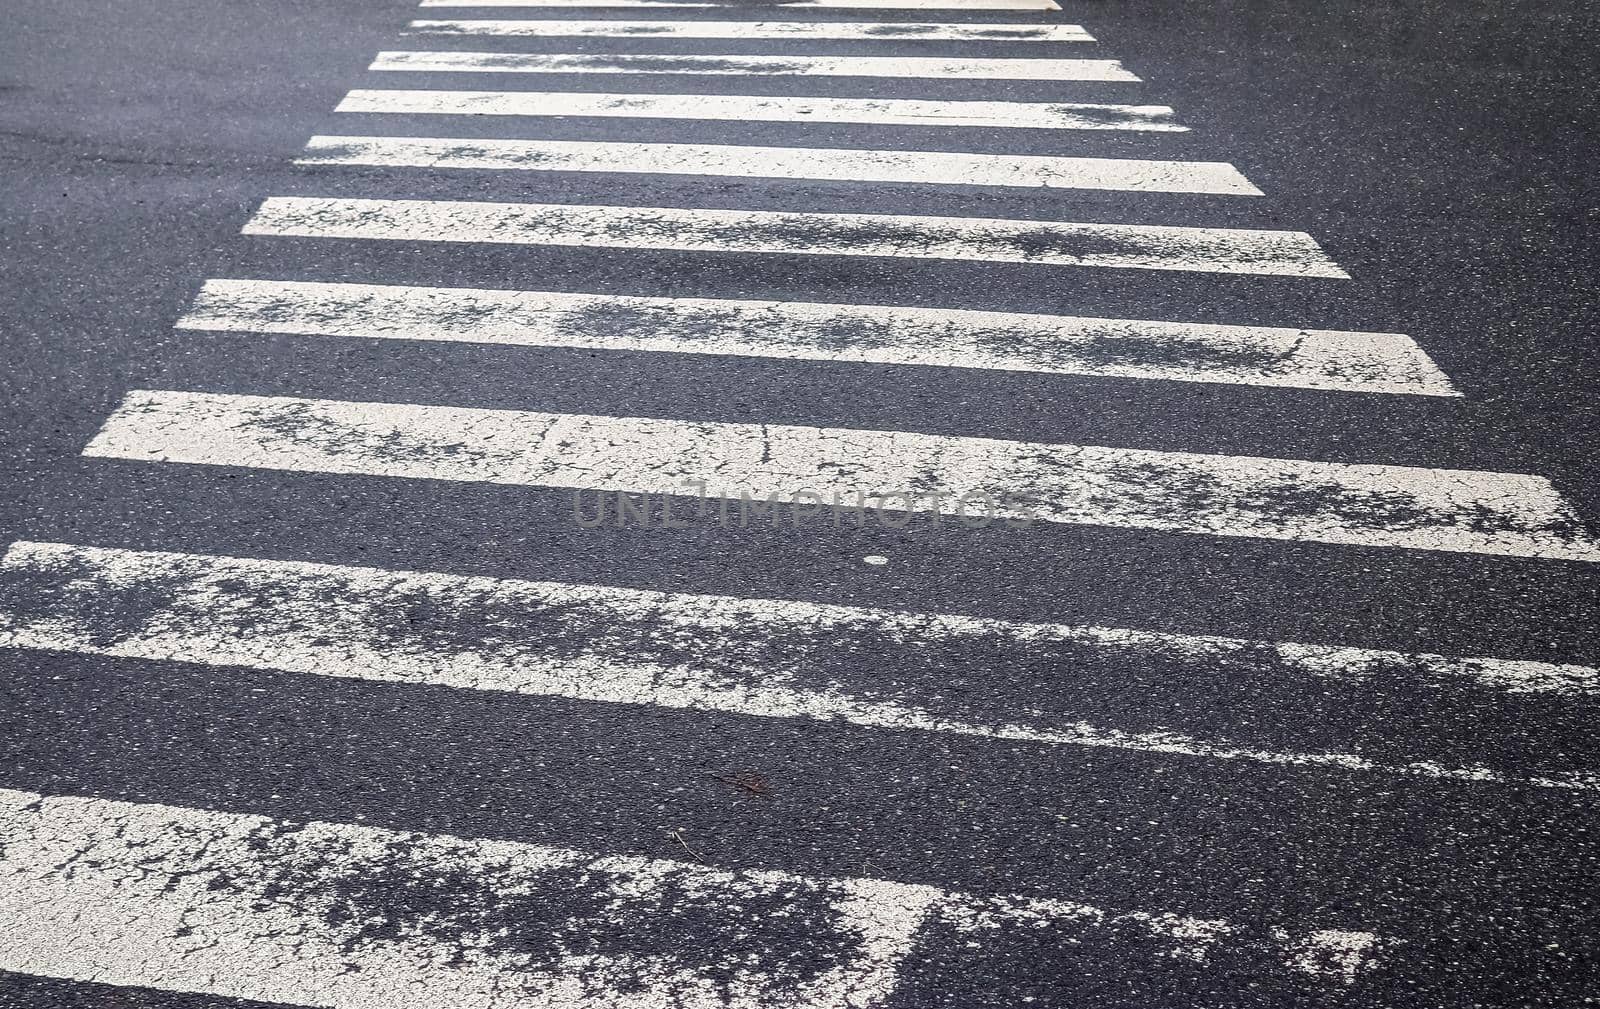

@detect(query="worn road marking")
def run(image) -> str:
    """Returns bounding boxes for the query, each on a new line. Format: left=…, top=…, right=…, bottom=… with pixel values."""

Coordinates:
left=178, top=278, right=1456, bottom=395
left=335, top=88, right=1188, bottom=131
left=82, top=391, right=1599, bottom=562
left=241, top=197, right=1348, bottom=278
left=370, top=51, right=1137, bottom=81
left=0, top=787, right=1381, bottom=1009
left=296, top=135, right=1261, bottom=195
left=418, top=0, right=1067, bottom=9
left=2, top=540, right=1594, bottom=790
left=407, top=19, right=1095, bottom=41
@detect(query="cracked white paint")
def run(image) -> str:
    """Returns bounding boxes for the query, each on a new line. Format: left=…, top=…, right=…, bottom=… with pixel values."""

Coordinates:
left=296, top=135, right=1262, bottom=196
left=369, top=51, right=1135, bottom=82
left=418, top=0, right=1066, bottom=10
left=241, top=197, right=1348, bottom=278
left=177, top=278, right=1455, bottom=395
left=4, top=540, right=1596, bottom=790
left=0, top=787, right=1381, bottom=1007
left=405, top=19, right=1095, bottom=41
left=81, top=391, right=1598, bottom=561
left=334, top=89, right=1189, bottom=132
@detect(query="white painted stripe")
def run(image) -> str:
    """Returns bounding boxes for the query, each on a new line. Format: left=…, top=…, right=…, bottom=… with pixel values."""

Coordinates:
left=82, top=391, right=1600, bottom=561
left=241, top=197, right=1348, bottom=278
left=2, top=541, right=1594, bottom=791
left=420, top=0, right=1066, bottom=9
left=177, top=278, right=1458, bottom=396
left=0, top=787, right=1382, bottom=1009
left=370, top=50, right=1137, bottom=81
left=335, top=87, right=1188, bottom=132
left=296, top=135, right=1262, bottom=196
left=408, top=18, right=1095, bottom=41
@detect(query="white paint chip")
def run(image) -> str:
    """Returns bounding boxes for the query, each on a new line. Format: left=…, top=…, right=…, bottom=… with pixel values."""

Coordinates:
left=1276, top=928, right=1388, bottom=985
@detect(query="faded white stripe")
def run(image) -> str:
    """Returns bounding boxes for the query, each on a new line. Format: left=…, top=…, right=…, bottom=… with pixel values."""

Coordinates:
left=0, top=790, right=932, bottom=1009
left=296, top=135, right=1262, bottom=195
left=0, top=787, right=1381, bottom=1009
left=241, top=197, right=1348, bottom=278
left=81, top=391, right=1599, bottom=562
left=334, top=88, right=1188, bottom=132
left=370, top=50, right=1137, bottom=81
left=178, top=278, right=1457, bottom=395
left=1, top=540, right=1594, bottom=792
left=419, top=0, right=1066, bottom=9
left=407, top=18, right=1095, bottom=40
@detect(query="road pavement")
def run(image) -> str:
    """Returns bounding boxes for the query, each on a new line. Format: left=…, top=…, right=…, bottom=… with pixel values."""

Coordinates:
left=2, top=0, right=1598, bottom=1005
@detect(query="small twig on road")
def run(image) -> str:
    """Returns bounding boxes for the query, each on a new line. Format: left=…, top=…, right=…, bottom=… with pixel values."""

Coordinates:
left=670, top=829, right=703, bottom=862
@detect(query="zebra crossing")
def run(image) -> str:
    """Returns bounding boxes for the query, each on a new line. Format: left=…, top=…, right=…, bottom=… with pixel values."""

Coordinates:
left=402, top=18, right=1098, bottom=39
left=366, top=50, right=1138, bottom=79
left=1, top=0, right=1596, bottom=1005
left=295, top=136, right=1261, bottom=192
left=3, top=539, right=1595, bottom=791
left=333, top=88, right=1189, bottom=130
left=0, top=786, right=1383, bottom=1007
left=177, top=277, right=1455, bottom=392
left=412, top=0, right=1072, bottom=8
left=242, top=197, right=1346, bottom=275
left=77, top=390, right=1597, bottom=559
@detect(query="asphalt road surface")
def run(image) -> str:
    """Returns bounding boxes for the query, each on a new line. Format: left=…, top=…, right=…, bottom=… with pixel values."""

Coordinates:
left=2, top=0, right=1599, bottom=1006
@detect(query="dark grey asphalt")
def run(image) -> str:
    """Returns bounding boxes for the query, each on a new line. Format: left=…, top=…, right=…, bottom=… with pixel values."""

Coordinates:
left=2, top=0, right=1598, bottom=1006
